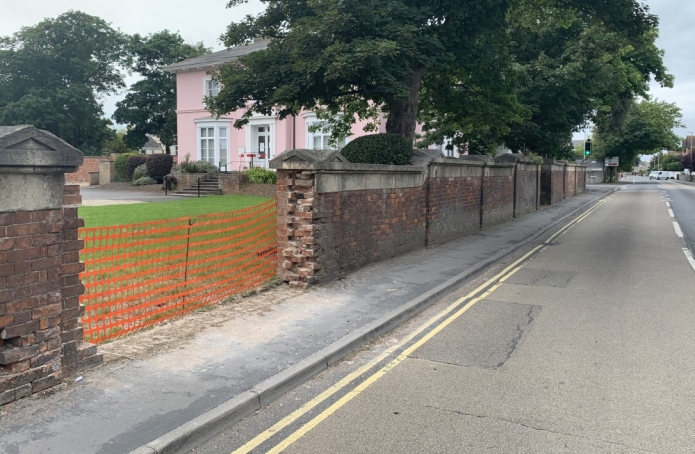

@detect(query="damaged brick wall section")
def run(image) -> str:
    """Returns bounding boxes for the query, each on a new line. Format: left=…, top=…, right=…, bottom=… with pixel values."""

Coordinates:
left=274, top=152, right=586, bottom=288
left=0, top=185, right=102, bottom=406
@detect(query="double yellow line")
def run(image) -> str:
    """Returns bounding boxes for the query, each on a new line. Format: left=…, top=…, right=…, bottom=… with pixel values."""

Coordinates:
left=233, top=199, right=604, bottom=454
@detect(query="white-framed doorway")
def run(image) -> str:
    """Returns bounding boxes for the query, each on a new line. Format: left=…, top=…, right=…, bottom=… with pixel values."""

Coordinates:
left=244, top=116, right=276, bottom=168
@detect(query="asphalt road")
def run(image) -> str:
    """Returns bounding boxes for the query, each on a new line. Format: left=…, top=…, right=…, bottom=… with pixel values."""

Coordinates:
left=191, top=182, right=695, bottom=453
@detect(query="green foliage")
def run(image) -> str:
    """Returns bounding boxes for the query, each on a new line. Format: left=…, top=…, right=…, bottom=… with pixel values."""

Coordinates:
left=132, top=163, right=148, bottom=181
left=680, top=153, right=694, bottom=173
left=341, top=134, right=412, bottom=165
left=126, top=155, right=147, bottom=180
left=113, top=31, right=209, bottom=150
left=145, top=154, right=174, bottom=183
left=102, top=131, right=138, bottom=155
left=524, top=152, right=544, bottom=165
left=593, top=99, right=683, bottom=170
left=245, top=168, right=277, bottom=184
left=172, top=160, right=218, bottom=174
left=114, top=152, right=141, bottom=181
left=666, top=162, right=680, bottom=171
left=164, top=175, right=178, bottom=191
left=0, top=11, right=127, bottom=151
left=133, top=176, right=157, bottom=186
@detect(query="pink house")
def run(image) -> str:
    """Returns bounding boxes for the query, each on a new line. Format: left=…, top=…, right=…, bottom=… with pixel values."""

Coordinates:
left=164, top=40, right=459, bottom=169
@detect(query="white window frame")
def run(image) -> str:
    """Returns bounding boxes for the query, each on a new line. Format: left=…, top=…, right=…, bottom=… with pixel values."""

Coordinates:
left=303, top=113, right=349, bottom=150
left=203, top=78, right=221, bottom=98
left=196, top=121, right=230, bottom=167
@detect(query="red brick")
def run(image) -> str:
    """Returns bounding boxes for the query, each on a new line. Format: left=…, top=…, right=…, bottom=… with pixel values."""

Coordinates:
left=0, top=238, right=13, bottom=252
left=31, top=281, right=60, bottom=295
left=1, top=320, right=40, bottom=339
left=0, top=345, right=40, bottom=365
left=61, top=284, right=84, bottom=298
left=0, top=389, right=14, bottom=405
left=0, top=264, right=13, bottom=277
left=35, top=327, right=60, bottom=343
left=7, top=272, right=40, bottom=288
left=0, top=289, right=13, bottom=304
left=3, top=359, right=30, bottom=374
left=0, top=213, right=16, bottom=226
left=31, top=256, right=62, bottom=271
left=31, top=304, right=61, bottom=320
left=14, top=261, right=31, bottom=274
left=15, top=212, right=31, bottom=224
left=14, top=311, right=31, bottom=325
left=14, top=383, right=32, bottom=399
left=30, top=349, right=60, bottom=368
left=0, top=314, right=13, bottom=328
left=6, top=223, right=41, bottom=237
left=0, top=364, right=50, bottom=392
left=6, top=247, right=40, bottom=262
left=31, top=371, right=63, bottom=393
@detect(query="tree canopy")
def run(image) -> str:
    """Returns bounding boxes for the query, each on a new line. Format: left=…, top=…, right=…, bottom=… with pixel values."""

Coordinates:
left=113, top=31, right=209, bottom=152
left=593, top=99, right=683, bottom=171
left=0, top=11, right=128, bottom=152
left=208, top=0, right=666, bottom=155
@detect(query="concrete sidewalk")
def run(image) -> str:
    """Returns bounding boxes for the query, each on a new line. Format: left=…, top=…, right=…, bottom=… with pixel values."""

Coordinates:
left=0, top=189, right=609, bottom=454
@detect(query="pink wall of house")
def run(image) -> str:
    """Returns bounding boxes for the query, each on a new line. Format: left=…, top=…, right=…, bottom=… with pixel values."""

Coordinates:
left=174, top=69, right=450, bottom=170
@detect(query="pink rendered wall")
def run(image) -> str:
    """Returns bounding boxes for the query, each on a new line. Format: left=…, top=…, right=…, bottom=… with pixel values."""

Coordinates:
left=175, top=69, right=422, bottom=167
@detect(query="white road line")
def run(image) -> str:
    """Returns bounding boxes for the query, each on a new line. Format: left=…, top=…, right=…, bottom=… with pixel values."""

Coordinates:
left=666, top=201, right=671, bottom=207
left=674, top=222, right=684, bottom=238
left=668, top=209, right=675, bottom=217
left=683, top=249, right=695, bottom=274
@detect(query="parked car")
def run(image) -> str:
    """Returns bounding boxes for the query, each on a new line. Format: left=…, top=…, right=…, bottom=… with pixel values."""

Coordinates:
left=649, top=171, right=669, bottom=180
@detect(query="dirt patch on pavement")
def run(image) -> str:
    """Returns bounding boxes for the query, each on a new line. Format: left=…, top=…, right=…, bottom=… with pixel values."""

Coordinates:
left=98, top=283, right=303, bottom=364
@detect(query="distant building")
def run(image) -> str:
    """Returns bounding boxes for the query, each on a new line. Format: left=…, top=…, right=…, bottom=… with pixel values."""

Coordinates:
left=141, top=135, right=165, bottom=155
left=578, top=159, right=605, bottom=183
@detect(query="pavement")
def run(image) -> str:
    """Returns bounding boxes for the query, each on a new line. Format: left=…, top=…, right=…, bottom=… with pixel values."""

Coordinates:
left=192, top=179, right=695, bottom=453
left=0, top=187, right=610, bottom=454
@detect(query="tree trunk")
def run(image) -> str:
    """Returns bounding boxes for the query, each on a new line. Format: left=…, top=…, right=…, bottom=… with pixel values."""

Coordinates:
left=385, top=65, right=427, bottom=143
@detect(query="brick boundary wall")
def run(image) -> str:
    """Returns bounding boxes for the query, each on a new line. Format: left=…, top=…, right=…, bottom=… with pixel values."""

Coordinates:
left=481, top=165, right=515, bottom=229
left=514, top=162, right=541, bottom=218
left=565, top=165, right=578, bottom=197
left=273, top=151, right=586, bottom=288
left=65, top=157, right=102, bottom=184
left=0, top=185, right=101, bottom=405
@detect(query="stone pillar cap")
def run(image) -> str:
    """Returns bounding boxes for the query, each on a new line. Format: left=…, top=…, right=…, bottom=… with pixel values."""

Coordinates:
left=0, top=125, right=83, bottom=173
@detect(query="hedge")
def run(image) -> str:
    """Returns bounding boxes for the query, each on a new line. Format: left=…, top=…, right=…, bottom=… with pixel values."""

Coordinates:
left=146, top=154, right=174, bottom=183
left=115, top=152, right=141, bottom=181
left=126, top=155, right=147, bottom=180
left=340, top=133, right=412, bottom=165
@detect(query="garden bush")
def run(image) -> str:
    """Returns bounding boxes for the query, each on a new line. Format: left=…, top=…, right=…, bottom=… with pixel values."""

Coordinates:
left=133, top=176, right=157, bottom=186
left=115, top=152, right=141, bottom=181
left=132, top=163, right=148, bottom=181
left=245, top=167, right=277, bottom=184
left=340, top=133, right=412, bottom=165
left=126, top=155, right=147, bottom=180
left=146, top=154, right=174, bottom=183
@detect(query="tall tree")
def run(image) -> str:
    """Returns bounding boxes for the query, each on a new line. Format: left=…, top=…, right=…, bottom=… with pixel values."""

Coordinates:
left=500, top=1, right=671, bottom=158
left=593, top=99, right=683, bottom=171
left=207, top=0, right=656, bottom=145
left=113, top=31, right=209, bottom=152
left=0, top=11, right=127, bottom=152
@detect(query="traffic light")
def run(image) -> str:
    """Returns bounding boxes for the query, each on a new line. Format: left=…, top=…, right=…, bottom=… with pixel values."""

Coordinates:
left=584, top=139, right=592, bottom=157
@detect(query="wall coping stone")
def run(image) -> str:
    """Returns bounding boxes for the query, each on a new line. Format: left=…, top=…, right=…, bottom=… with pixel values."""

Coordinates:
left=0, top=125, right=83, bottom=173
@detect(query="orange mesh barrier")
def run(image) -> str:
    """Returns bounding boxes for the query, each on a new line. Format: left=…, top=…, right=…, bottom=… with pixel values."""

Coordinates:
left=79, top=200, right=277, bottom=343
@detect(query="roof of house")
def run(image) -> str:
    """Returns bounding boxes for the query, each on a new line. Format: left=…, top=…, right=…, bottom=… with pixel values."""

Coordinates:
left=142, top=136, right=163, bottom=150
left=580, top=159, right=605, bottom=170
left=163, top=39, right=270, bottom=73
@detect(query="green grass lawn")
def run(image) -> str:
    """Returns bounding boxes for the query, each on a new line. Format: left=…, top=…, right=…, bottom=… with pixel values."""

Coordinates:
left=79, top=195, right=272, bottom=227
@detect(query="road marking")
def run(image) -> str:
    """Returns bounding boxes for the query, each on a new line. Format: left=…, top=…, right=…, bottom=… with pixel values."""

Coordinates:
left=231, top=245, right=544, bottom=454
left=674, top=222, right=684, bottom=238
left=545, top=200, right=604, bottom=244
left=668, top=209, right=675, bottom=218
left=261, top=200, right=605, bottom=453
left=666, top=201, right=670, bottom=207
left=683, top=249, right=695, bottom=273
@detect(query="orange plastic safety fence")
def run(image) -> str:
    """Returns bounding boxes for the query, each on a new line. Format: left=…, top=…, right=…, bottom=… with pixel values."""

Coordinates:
left=79, top=199, right=277, bottom=343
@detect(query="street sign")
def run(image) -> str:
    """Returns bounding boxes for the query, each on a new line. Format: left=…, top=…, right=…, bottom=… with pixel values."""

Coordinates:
left=605, top=157, right=619, bottom=167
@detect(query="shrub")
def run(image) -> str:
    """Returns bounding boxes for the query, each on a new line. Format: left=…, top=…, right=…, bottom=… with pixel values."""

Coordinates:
left=163, top=175, right=178, bottom=191
left=126, top=155, right=147, bottom=180
left=132, top=163, right=148, bottom=181
left=115, top=152, right=141, bottom=181
left=666, top=162, right=680, bottom=171
left=171, top=160, right=218, bottom=174
left=245, top=168, right=277, bottom=184
left=133, top=176, right=157, bottom=186
left=146, top=154, right=174, bottom=183
left=340, top=133, right=412, bottom=165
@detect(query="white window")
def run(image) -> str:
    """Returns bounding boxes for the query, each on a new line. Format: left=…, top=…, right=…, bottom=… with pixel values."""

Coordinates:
left=307, top=120, right=346, bottom=150
left=197, top=124, right=229, bottom=166
left=204, top=79, right=220, bottom=98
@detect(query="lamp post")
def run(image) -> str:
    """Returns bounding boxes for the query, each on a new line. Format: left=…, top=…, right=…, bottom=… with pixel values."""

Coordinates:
left=689, top=132, right=693, bottom=175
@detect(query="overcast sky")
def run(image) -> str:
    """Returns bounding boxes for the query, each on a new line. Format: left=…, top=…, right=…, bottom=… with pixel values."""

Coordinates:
left=1, top=0, right=693, bottom=142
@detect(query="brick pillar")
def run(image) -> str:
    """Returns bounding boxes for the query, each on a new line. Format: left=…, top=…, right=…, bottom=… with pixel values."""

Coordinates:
left=0, top=126, right=101, bottom=406
left=276, top=169, right=319, bottom=289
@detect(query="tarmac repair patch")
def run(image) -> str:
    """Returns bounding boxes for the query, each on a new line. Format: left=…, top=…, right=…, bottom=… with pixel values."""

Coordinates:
left=410, top=300, right=541, bottom=369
